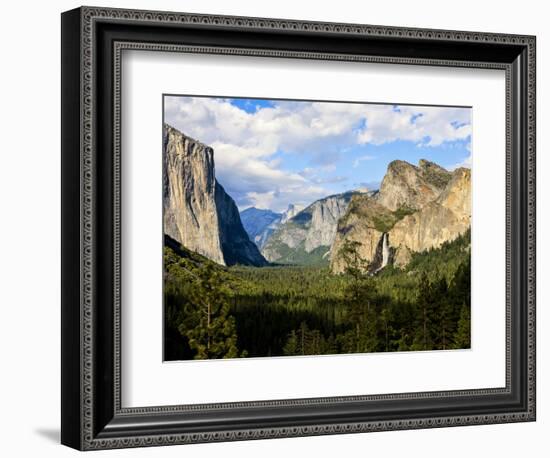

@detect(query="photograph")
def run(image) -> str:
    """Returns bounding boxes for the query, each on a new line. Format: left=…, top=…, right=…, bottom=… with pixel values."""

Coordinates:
left=55, top=3, right=538, bottom=452
left=162, top=95, right=472, bottom=360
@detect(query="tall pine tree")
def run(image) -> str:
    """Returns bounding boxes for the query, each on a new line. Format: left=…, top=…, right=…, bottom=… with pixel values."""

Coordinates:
left=180, top=262, right=240, bottom=359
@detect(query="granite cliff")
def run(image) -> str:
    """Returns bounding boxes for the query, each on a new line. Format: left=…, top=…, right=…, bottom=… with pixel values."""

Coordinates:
left=163, top=124, right=267, bottom=266
left=377, top=159, right=452, bottom=211
left=330, top=160, right=470, bottom=273
left=388, top=167, right=471, bottom=256
left=280, top=203, right=305, bottom=224
left=329, top=193, right=399, bottom=273
left=261, top=192, right=356, bottom=265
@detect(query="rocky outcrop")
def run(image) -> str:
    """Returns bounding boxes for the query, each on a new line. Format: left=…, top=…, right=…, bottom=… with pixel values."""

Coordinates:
left=303, top=195, right=354, bottom=251
left=436, top=167, right=471, bottom=218
left=330, top=160, right=470, bottom=273
left=163, top=124, right=267, bottom=266
left=393, top=244, right=412, bottom=268
left=261, top=192, right=355, bottom=264
left=330, top=194, right=397, bottom=273
left=377, top=159, right=452, bottom=211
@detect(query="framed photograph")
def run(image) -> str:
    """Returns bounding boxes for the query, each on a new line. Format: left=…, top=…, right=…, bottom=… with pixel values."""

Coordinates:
left=61, top=6, right=536, bottom=450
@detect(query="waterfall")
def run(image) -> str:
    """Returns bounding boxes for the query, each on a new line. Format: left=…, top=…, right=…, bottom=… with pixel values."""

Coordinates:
left=369, top=232, right=392, bottom=275
left=380, top=232, right=390, bottom=269
left=371, top=232, right=390, bottom=274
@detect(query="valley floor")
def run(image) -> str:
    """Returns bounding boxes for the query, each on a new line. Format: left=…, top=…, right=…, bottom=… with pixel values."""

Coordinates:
left=164, top=231, right=471, bottom=360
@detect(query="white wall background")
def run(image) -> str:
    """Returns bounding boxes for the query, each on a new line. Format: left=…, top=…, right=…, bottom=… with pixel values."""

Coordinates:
left=0, top=0, right=545, bottom=456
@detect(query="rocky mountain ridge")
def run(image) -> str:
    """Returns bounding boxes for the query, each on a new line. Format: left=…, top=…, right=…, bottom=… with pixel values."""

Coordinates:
left=377, top=159, right=452, bottom=211
left=261, top=192, right=357, bottom=264
left=330, top=160, right=470, bottom=273
left=162, top=123, right=469, bottom=272
left=239, top=203, right=308, bottom=250
left=239, top=207, right=282, bottom=249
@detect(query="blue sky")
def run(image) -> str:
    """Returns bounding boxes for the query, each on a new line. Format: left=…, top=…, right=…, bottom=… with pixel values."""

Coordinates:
left=164, top=96, right=471, bottom=213
left=228, top=98, right=275, bottom=113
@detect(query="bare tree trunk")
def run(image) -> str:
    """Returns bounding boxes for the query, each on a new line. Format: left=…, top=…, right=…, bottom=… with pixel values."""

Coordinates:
left=207, top=302, right=211, bottom=350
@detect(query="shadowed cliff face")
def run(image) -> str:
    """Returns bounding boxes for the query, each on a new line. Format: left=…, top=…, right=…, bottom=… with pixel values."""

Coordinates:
left=214, top=181, right=268, bottom=266
left=330, top=160, right=470, bottom=273
left=163, top=124, right=267, bottom=266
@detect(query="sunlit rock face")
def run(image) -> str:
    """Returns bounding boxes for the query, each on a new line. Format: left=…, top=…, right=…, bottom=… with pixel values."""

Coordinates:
left=377, top=159, right=452, bottom=211
left=388, top=168, right=471, bottom=253
left=261, top=193, right=355, bottom=264
left=330, top=194, right=394, bottom=273
left=393, top=244, right=412, bottom=269
left=330, top=160, right=470, bottom=273
left=163, top=124, right=266, bottom=266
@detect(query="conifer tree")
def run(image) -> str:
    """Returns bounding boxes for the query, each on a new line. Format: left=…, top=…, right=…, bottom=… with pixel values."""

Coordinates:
left=453, top=305, right=471, bottom=349
left=380, top=307, right=393, bottom=352
left=283, top=330, right=299, bottom=356
left=180, top=262, right=240, bottom=359
left=431, top=276, right=453, bottom=350
left=339, top=239, right=379, bottom=352
left=412, top=272, right=433, bottom=351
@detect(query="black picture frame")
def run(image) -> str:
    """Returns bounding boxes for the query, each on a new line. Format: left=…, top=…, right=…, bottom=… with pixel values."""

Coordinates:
left=61, top=6, right=536, bottom=450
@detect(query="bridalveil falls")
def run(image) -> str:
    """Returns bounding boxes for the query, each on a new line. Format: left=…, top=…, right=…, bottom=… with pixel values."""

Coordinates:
left=380, top=232, right=390, bottom=270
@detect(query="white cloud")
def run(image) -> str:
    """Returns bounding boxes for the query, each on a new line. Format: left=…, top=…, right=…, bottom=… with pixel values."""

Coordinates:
left=164, top=96, right=471, bottom=211
left=243, top=185, right=328, bottom=213
left=355, top=105, right=471, bottom=147
left=244, top=191, right=276, bottom=210
left=212, top=141, right=307, bottom=194
left=165, top=97, right=471, bottom=156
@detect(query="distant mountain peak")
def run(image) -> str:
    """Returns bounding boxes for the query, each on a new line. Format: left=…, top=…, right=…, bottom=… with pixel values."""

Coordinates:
left=261, top=191, right=357, bottom=265
left=280, top=203, right=305, bottom=224
left=240, top=207, right=283, bottom=249
left=240, top=207, right=281, bottom=217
